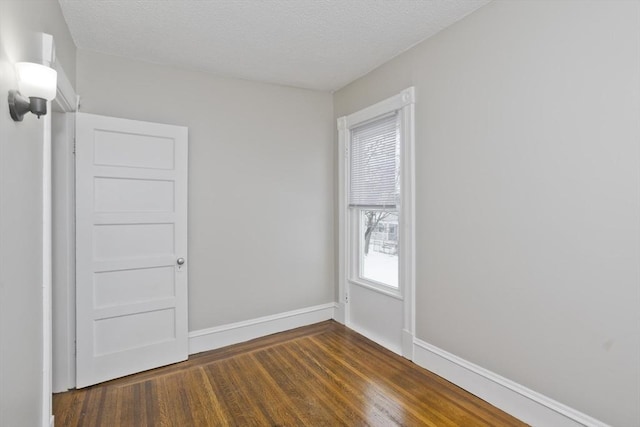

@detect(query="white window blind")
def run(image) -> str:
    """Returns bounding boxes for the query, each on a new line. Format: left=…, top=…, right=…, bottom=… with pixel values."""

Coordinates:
left=349, top=112, right=399, bottom=208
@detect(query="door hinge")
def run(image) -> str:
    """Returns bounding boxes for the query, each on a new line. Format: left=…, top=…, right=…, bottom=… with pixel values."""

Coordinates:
left=72, top=138, right=76, bottom=155
left=345, top=293, right=349, bottom=303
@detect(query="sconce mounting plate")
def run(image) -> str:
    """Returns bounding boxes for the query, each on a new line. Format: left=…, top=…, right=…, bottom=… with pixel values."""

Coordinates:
left=8, top=90, right=30, bottom=122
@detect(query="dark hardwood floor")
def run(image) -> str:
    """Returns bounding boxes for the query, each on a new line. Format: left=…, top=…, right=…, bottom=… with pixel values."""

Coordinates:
left=53, top=320, right=527, bottom=426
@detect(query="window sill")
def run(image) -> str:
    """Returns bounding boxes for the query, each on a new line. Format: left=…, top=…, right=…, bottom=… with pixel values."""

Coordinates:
left=348, top=278, right=403, bottom=301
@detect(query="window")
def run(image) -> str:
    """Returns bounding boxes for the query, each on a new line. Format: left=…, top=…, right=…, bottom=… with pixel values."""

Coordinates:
left=338, top=87, right=415, bottom=297
left=349, top=112, right=400, bottom=288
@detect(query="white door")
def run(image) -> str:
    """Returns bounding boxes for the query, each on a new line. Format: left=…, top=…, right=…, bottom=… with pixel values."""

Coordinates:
left=75, top=113, right=188, bottom=388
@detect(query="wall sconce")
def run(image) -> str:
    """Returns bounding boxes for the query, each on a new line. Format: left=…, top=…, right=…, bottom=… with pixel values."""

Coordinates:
left=8, top=62, right=57, bottom=121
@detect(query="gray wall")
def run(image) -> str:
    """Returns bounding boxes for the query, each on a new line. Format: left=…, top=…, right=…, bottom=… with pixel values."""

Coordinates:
left=0, top=1, right=76, bottom=425
left=76, top=50, right=335, bottom=331
left=334, top=1, right=639, bottom=426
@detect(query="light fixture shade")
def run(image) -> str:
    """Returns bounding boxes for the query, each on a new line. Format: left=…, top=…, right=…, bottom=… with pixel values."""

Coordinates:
left=15, top=62, right=57, bottom=101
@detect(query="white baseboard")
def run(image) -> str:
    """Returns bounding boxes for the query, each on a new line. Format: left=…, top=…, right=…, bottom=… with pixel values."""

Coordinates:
left=401, top=329, right=414, bottom=360
left=334, top=302, right=346, bottom=325
left=413, top=338, right=609, bottom=427
left=348, top=323, right=403, bottom=356
left=188, top=303, right=337, bottom=355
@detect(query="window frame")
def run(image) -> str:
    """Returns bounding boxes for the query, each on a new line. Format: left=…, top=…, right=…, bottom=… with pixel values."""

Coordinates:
left=337, top=87, right=416, bottom=328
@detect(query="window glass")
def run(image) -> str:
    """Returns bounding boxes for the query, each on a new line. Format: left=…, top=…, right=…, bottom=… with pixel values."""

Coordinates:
left=360, top=209, right=398, bottom=288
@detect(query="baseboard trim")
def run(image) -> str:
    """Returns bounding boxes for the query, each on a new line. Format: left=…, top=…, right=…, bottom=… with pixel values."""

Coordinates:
left=188, top=303, right=337, bottom=355
left=413, top=338, right=609, bottom=427
left=348, top=323, right=403, bottom=356
left=334, top=302, right=346, bottom=325
left=401, top=329, right=414, bottom=360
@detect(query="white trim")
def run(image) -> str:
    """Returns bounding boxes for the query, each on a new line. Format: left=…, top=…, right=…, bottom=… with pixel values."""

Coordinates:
left=349, top=279, right=403, bottom=300
left=334, top=302, right=346, bottom=324
left=42, top=95, right=52, bottom=427
left=51, top=112, right=76, bottom=393
left=50, top=58, right=77, bottom=395
left=52, top=64, right=77, bottom=113
left=399, top=89, right=416, bottom=356
left=401, top=329, right=414, bottom=360
left=413, top=338, right=610, bottom=427
left=348, top=323, right=402, bottom=356
left=188, top=303, right=337, bottom=355
left=337, top=115, right=348, bottom=322
left=41, top=32, right=66, bottom=427
left=343, top=87, right=415, bottom=129
left=53, top=59, right=76, bottom=113
left=337, top=87, right=416, bottom=358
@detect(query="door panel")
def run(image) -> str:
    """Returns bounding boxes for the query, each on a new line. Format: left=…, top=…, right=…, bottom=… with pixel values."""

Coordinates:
left=93, top=308, right=176, bottom=356
left=93, top=130, right=175, bottom=169
left=76, top=113, right=188, bottom=388
left=93, top=266, right=175, bottom=307
left=93, top=223, right=175, bottom=258
left=93, top=177, right=175, bottom=212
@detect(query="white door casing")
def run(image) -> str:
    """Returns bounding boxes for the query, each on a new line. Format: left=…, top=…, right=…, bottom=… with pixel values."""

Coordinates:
left=75, top=113, right=188, bottom=388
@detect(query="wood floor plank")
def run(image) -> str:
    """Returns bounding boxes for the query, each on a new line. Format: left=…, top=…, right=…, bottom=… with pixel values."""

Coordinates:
left=267, top=343, right=375, bottom=425
left=279, top=340, right=411, bottom=426
left=314, top=331, right=488, bottom=425
left=54, top=320, right=528, bottom=426
left=320, top=327, right=522, bottom=427
left=315, top=330, right=500, bottom=426
left=253, top=346, right=357, bottom=425
left=292, top=337, right=449, bottom=427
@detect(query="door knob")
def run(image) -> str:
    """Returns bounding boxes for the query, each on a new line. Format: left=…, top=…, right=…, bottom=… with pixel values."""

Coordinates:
left=177, top=257, right=185, bottom=266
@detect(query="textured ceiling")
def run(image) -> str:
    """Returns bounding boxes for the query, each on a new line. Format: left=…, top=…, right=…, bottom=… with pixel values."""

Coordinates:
left=58, top=0, right=490, bottom=91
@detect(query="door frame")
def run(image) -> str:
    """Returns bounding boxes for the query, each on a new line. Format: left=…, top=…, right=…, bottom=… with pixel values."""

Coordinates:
left=50, top=56, right=78, bottom=398
left=336, top=87, right=416, bottom=359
